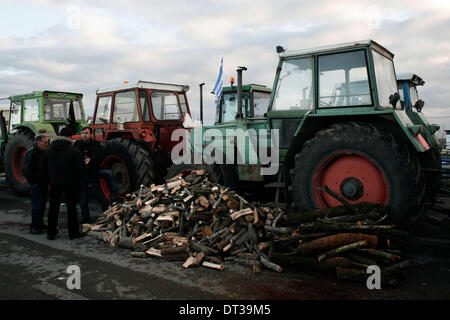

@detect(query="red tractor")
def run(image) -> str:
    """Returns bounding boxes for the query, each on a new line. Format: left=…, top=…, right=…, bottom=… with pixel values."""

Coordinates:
left=91, top=81, right=190, bottom=203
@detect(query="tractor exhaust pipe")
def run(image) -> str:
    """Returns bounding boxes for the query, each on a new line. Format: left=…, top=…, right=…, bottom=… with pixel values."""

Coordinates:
left=199, top=83, right=205, bottom=124
left=236, top=66, right=247, bottom=119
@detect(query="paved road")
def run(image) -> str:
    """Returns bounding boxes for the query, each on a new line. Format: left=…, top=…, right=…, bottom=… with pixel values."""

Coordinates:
left=1, top=181, right=450, bottom=301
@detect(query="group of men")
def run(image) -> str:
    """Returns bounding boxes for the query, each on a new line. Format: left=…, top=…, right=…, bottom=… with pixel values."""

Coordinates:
left=21, top=126, right=118, bottom=240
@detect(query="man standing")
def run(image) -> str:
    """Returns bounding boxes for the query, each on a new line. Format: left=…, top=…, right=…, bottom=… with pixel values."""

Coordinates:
left=74, top=126, right=118, bottom=222
left=40, top=130, right=85, bottom=240
left=22, top=135, right=49, bottom=234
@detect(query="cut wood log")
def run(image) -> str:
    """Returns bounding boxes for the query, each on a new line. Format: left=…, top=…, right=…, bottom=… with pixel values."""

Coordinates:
left=356, top=248, right=401, bottom=262
left=336, top=267, right=367, bottom=282
left=297, top=233, right=378, bottom=256
left=182, top=252, right=205, bottom=268
left=117, top=237, right=135, bottom=249
left=146, top=248, right=162, bottom=258
left=259, top=255, right=283, bottom=273
left=161, top=246, right=189, bottom=255
left=230, top=208, right=253, bottom=220
left=317, top=240, right=368, bottom=262
left=131, top=252, right=147, bottom=258
left=202, top=261, right=224, bottom=270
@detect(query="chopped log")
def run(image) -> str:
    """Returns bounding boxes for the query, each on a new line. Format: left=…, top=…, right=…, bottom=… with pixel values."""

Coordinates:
left=161, top=246, right=189, bottom=255
left=336, top=267, right=367, bottom=282
left=190, top=240, right=219, bottom=256
left=321, top=185, right=354, bottom=211
left=202, top=261, right=224, bottom=270
left=317, top=240, right=368, bottom=262
left=230, top=208, right=253, bottom=220
left=146, top=248, right=162, bottom=258
left=167, top=179, right=183, bottom=190
left=382, top=260, right=411, bottom=274
left=131, top=252, right=147, bottom=258
left=132, top=233, right=152, bottom=244
left=142, top=234, right=165, bottom=246
left=356, top=248, right=401, bottom=262
left=264, top=225, right=294, bottom=235
left=271, top=252, right=350, bottom=273
left=182, top=252, right=205, bottom=268
left=259, top=255, right=283, bottom=273
left=198, top=196, right=210, bottom=208
left=82, top=224, right=91, bottom=233
left=297, top=233, right=378, bottom=256
left=205, top=256, right=222, bottom=264
left=117, top=237, right=135, bottom=249
left=252, top=260, right=263, bottom=273
left=323, top=212, right=381, bottom=223
left=348, top=253, right=377, bottom=266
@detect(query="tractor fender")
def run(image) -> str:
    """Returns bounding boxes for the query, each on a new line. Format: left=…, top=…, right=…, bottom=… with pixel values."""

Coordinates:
left=13, top=123, right=57, bottom=136
left=283, top=111, right=431, bottom=188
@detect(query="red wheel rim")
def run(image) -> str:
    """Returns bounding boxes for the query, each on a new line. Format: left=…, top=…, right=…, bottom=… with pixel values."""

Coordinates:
left=11, top=146, right=28, bottom=184
left=100, top=155, right=129, bottom=199
left=312, top=152, right=388, bottom=208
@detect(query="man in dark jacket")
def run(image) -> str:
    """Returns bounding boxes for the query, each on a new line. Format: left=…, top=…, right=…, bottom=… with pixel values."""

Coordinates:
left=40, top=131, right=85, bottom=240
left=74, top=126, right=118, bottom=222
left=22, top=135, right=49, bottom=234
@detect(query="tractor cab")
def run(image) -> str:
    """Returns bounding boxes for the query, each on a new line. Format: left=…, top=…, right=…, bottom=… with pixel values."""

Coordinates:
left=91, top=81, right=191, bottom=200
left=397, top=73, right=425, bottom=112
left=215, top=83, right=271, bottom=123
left=92, top=81, right=190, bottom=154
left=0, top=90, right=88, bottom=195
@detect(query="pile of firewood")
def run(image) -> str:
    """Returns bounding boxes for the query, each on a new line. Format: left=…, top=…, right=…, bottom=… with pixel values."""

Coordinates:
left=85, top=170, right=410, bottom=285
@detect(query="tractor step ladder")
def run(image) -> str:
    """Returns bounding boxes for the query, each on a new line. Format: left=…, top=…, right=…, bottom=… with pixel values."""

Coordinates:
left=263, top=169, right=286, bottom=208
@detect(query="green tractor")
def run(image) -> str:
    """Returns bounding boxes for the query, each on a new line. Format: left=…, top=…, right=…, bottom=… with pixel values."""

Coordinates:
left=169, top=40, right=441, bottom=228
left=0, top=91, right=88, bottom=195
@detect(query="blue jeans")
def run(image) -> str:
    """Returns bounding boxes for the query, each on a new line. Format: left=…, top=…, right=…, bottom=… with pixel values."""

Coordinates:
left=30, top=184, right=48, bottom=231
left=79, top=169, right=118, bottom=220
left=96, top=169, right=118, bottom=198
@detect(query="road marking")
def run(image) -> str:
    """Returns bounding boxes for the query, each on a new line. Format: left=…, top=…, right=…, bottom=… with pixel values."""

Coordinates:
left=33, top=282, right=88, bottom=300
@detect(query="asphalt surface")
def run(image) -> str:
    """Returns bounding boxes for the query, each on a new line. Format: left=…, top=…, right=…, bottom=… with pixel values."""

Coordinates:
left=1, top=181, right=450, bottom=302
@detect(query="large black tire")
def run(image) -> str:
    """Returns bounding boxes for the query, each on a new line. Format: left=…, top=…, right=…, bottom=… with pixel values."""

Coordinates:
left=4, top=131, right=34, bottom=195
left=96, top=138, right=156, bottom=203
left=289, top=122, right=423, bottom=229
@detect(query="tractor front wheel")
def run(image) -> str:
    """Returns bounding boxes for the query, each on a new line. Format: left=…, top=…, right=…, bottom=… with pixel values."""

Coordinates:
left=289, top=122, right=423, bottom=229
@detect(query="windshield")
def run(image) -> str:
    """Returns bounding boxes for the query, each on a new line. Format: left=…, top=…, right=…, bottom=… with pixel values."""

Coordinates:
left=409, top=86, right=419, bottom=106
left=372, top=50, right=399, bottom=108
left=318, top=50, right=371, bottom=107
left=44, top=97, right=83, bottom=121
left=253, top=91, right=270, bottom=118
left=151, top=91, right=182, bottom=121
left=272, top=57, right=313, bottom=111
left=220, top=92, right=251, bottom=122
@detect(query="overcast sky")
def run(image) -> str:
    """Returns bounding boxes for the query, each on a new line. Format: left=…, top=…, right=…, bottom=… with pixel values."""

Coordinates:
left=0, top=0, right=449, bottom=137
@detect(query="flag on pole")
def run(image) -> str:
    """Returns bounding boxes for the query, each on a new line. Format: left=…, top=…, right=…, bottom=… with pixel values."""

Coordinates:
left=211, top=58, right=223, bottom=110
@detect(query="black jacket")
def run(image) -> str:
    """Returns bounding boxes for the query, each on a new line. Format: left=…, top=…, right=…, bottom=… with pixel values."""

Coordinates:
left=22, top=145, right=46, bottom=186
left=73, top=139, right=101, bottom=177
left=40, top=136, right=85, bottom=185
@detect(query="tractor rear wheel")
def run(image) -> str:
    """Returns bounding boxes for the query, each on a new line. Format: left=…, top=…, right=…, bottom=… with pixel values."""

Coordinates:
left=4, top=130, right=34, bottom=195
left=289, top=122, right=423, bottom=229
left=97, top=138, right=156, bottom=203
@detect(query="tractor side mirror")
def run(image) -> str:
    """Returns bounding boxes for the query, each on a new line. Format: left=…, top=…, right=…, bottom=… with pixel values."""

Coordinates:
left=414, top=99, right=425, bottom=112
left=389, top=92, right=400, bottom=108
